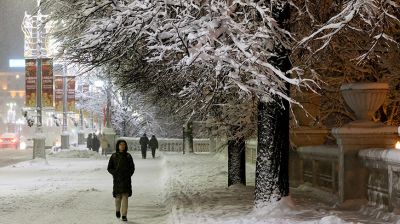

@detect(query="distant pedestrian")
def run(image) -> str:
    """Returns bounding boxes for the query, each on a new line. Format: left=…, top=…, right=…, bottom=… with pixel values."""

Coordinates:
left=149, top=135, right=158, bottom=158
left=139, top=133, right=149, bottom=159
left=87, top=133, right=93, bottom=151
left=107, top=139, right=135, bottom=222
left=92, top=134, right=100, bottom=153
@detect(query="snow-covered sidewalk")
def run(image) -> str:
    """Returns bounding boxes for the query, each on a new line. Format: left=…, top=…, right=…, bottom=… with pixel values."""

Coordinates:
left=0, top=150, right=398, bottom=224
left=0, top=150, right=167, bottom=224
left=162, top=152, right=395, bottom=224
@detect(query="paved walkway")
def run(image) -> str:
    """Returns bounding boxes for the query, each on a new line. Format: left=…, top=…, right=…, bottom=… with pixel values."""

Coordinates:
left=0, top=151, right=168, bottom=224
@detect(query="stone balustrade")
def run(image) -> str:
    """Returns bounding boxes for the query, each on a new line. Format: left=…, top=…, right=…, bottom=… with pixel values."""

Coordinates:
left=295, top=146, right=339, bottom=196
left=117, top=137, right=211, bottom=153
left=359, top=148, right=400, bottom=211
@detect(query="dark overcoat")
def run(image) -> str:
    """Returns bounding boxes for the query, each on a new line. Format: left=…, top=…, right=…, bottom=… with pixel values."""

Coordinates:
left=139, top=135, right=149, bottom=150
left=107, top=140, right=135, bottom=197
left=149, top=136, right=158, bottom=149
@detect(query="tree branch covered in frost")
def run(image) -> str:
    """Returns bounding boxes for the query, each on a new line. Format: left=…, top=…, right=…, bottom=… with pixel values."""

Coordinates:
left=290, top=0, right=400, bottom=127
left=39, top=0, right=312, bottom=140
left=40, top=0, right=308, bottom=98
left=39, top=0, right=400, bottom=134
left=297, top=0, right=399, bottom=61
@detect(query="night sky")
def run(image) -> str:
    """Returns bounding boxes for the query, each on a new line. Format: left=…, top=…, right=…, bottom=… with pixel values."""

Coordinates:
left=0, top=0, right=36, bottom=72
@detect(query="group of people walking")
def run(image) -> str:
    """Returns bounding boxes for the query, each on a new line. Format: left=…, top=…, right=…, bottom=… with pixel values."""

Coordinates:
left=139, top=133, right=158, bottom=159
left=86, top=133, right=101, bottom=152
left=106, top=133, right=158, bottom=222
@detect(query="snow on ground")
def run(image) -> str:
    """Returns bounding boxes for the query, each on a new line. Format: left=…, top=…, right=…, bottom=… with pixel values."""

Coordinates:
left=0, top=150, right=397, bottom=224
left=161, top=152, right=396, bottom=224
left=0, top=150, right=167, bottom=224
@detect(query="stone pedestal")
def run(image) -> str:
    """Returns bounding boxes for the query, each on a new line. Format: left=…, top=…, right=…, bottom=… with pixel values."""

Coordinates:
left=61, top=131, right=69, bottom=150
left=332, top=124, right=398, bottom=203
left=102, top=127, right=116, bottom=154
left=78, top=130, right=85, bottom=145
left=33, top=134, right=46, bottom=159
left=183, top=122, right=193, bottom=154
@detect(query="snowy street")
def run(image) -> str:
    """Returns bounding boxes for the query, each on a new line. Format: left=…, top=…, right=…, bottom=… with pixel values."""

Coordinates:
left=0, top=150, right=396, bottom=224
left=0, top=149, right=32, bottom=168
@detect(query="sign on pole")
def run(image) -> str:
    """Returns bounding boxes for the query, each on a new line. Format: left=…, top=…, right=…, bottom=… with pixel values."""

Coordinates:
left=25, top=59, right=37, bottom=107
left=54, top=77, right=63, bottom=111
left=67, top=78, right=75, bottom=112
left=41, top=58, right=53, bottom=107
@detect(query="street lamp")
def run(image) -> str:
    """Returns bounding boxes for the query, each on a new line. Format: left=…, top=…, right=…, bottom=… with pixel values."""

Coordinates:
left=22, top=0, right=49, bottom=159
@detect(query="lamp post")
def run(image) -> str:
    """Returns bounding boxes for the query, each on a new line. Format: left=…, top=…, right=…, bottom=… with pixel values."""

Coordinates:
left=34, top=1, right=46, bottom=159
left=102, top=82, right=116, bottom=154
left=78, top=108, right=84, bottom=145
left=77, top=80, right=86, bottom=145
left=61, top=64, right=69, bottom=149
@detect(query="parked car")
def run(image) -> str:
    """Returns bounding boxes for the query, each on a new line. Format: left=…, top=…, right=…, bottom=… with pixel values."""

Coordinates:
left=0, top=133, right=20, bottom=149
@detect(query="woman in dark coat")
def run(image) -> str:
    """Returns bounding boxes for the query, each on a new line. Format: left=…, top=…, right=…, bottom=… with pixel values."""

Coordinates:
left=92, top=134, right=100, bottom=152
left=139, top=133, right=149, bottom=159
left=86, top=133, right=93, bottom=150
left=149, top=135, right=159, bottom=158
left=107, top=139, right=135, bottom=222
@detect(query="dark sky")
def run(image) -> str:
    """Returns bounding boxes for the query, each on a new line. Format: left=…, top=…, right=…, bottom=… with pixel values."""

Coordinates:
left=0, top=0, right=36, bottom=72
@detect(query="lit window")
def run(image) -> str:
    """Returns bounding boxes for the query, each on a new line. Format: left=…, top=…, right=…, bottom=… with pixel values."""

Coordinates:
left=9, top=59, right=25, bottom=68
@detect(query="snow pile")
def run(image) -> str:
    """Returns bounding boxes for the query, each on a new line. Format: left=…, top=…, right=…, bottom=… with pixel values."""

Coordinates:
left=160, top=153, right=359, bottom=224
left=318, top=216, right=348, bottom=224
left=48, top=149, right=104, bottom=159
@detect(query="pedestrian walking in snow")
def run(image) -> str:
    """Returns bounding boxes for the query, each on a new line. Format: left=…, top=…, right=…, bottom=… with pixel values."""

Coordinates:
left=149, top=135, right=159, bottom=158
left=87, top=133, right=93, bottom=151
left=92, top=134, right=100, bottom=153
left=139, top=133, right=149, bottom=159
left=107, top=139, right=135, bottom=222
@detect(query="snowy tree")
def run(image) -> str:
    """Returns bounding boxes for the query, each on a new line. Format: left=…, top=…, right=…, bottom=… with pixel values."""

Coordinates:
left=291, top=0, right=400, bottom=127
left=38, top=0, right=309, bottom=205
left=37, top=0, right=399, bottom=206
left=75, top=69, right=174, bottom=137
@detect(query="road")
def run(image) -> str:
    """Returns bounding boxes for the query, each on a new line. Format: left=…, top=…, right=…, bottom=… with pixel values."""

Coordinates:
left=0, top=149, right=33, bottom=167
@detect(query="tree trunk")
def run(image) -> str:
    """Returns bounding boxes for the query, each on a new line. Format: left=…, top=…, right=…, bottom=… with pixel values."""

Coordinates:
left=255, top=99, right=290, bottom=204
left=255, top=1, right=291, bottom=205
left=228, top=137, right=246, bottom=186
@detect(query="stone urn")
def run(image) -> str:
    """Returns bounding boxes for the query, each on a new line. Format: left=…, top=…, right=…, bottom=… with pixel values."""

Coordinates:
left=340, top=82, right=389, bottom=126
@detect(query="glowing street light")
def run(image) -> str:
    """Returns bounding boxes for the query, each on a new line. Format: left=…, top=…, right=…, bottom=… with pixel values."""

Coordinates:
left=395, top=141, right=400, bottom=150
